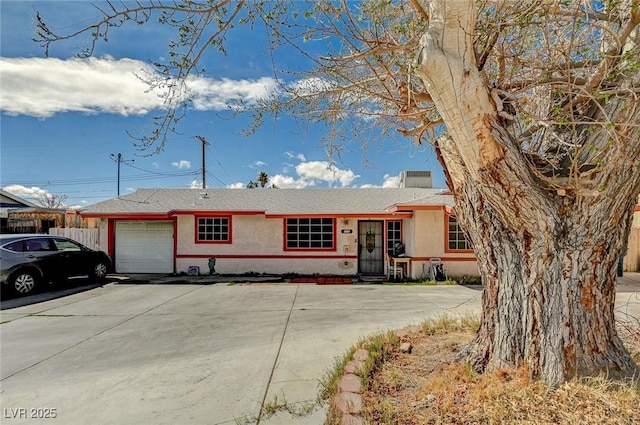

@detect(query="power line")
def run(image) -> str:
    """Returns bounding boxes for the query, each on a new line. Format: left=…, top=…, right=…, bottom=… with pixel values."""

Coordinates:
left=206, top=170, right=228, bottom=187
left=122, top=161, right=200, bottom=177
left=7, top=170, right=198, bottom=188
left=45, top=188, right=114, bottom=195
left=206, top=144, right=234, bottom=185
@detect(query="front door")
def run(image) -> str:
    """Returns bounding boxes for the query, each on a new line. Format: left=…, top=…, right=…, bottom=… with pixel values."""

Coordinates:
left=358, top=221, right=384, bottom=275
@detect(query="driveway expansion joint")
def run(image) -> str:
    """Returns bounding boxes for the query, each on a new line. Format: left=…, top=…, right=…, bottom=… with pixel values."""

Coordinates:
left=256, top=285, right=299, bottom=424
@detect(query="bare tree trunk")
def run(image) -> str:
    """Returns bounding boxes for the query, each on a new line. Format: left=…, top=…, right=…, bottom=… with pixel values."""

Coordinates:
left=418, top=0, right=640, bottom=386
left=452, top=164, right=638, bottom=385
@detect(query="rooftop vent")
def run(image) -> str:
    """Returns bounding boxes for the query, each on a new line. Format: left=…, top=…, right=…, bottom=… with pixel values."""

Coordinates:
left=399, top=171, right=432, bottom=188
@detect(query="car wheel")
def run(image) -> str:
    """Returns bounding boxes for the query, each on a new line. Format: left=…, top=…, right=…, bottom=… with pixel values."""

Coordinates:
left=12, top=271, right=38, bottom=296
left=92, top=262, right=108, bottom=280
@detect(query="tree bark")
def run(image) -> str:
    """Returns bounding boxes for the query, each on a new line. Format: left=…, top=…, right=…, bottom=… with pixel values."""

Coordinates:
left=417, top=0, right=640, bottom=386
left=451, top=160, right=639, bottom=385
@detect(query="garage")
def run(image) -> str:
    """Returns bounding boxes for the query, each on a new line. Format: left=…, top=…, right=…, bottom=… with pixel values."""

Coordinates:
left=115, top=221, right=174, bottom=273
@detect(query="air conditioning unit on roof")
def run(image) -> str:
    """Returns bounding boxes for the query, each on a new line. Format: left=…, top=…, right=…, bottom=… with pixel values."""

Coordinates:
left=399, top=171, right=432, bottom=188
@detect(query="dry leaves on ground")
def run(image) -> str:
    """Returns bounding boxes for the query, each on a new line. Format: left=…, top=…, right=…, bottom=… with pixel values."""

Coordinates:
left=361, top=325, right=640, bottom=425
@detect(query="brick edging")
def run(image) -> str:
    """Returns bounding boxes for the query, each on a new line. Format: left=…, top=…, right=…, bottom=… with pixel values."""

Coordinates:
left=330, top=326, right=418, bottom=425
left=331, top=347, right=368, bottom=425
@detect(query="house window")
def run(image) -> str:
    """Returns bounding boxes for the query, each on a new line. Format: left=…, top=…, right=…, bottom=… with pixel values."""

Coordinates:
left=448, top=215, right=471, bottom=250
left=286, top=218, right=334, bottom=249
left=197, top=217, right=230, bottom=242
left=386, top=220, right=402, bottom=254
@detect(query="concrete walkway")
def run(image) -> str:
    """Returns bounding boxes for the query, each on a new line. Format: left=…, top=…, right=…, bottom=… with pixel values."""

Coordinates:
left=0, top=276, right=638, bottom=425
left=617, top=271, right=640, bottom=287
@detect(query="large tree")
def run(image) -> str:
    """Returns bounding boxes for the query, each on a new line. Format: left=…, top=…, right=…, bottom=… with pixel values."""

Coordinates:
left=36, top=0, right=640, bottom=385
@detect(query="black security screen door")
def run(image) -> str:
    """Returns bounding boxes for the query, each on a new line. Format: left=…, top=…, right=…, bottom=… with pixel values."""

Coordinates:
left=358, top=221, right=384, bottom=275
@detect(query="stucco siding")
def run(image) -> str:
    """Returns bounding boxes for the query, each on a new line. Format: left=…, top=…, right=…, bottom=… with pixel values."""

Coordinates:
left=412, top=210, right=446, bottom=257
left=176, top=215, right=283, bottom=256
left=410, top=210, right=478, bottom=279
left=177, top=257, right=355, bottom=275
left=175, top=214, right=358, bottom=275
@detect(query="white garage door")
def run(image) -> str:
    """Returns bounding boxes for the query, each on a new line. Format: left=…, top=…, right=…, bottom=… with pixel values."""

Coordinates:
left=115, top=221, right=174, bottom=273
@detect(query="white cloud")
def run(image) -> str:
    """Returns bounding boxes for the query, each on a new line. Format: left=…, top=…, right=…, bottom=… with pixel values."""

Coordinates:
left=285, top=151, right=306, bottom=162
left=172, top=160, right=192, bottom=170
left=357, top=174, right=401, bottom=188
left=188, top=76, right=278, bottom=111
left=2, top=184, right=48, bottom=200
left=1, top=184, right=79, bottom=208
left=227, top=182, right=245, bottom=189
left=270, top=174, right=313, bottom=189
left=382, top=174, right=401, bottom=188
left=267, top=160, right=359, bottom=188
left=290, top=77, right=335, bottom=96
left=249, top=160, right=267, bottom=169
left=0, top=56, right=279, bottom=118
left=296, top=161, right=359, bottom=187
left=189, top=180, right=202, bottom=189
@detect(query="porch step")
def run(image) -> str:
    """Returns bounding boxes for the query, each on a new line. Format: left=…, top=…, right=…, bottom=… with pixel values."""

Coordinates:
left=289, top=276, right=355, bottom=285
left=357, top=275, right=386, bottom=284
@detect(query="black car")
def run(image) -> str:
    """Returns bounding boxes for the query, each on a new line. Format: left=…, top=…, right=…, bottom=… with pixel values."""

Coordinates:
left=0, top=234, right=112, bottom=296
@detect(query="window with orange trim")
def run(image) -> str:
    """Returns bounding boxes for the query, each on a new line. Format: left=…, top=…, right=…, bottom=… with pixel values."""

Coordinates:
left=286, top=217, right=334, bottom=249
left=386, top=220, right=402, bottom=255
left=197, top=217, right=230, bottom=242
left=447, top=215, right=472, bottom=250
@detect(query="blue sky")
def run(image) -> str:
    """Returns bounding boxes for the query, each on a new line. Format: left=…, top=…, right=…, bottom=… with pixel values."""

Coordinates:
left=0, top=1, right=445, bottom=208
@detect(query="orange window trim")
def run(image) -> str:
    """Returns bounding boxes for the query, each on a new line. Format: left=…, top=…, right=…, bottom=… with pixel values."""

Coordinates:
left=282, top=217, right=337, bottom=252
left=195, top=215, right=232, bottom=244
left=444, top=212, right=474, bottom=254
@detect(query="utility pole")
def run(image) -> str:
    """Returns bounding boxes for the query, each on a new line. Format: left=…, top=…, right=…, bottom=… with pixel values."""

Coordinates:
left=195, top=135, right=210, bottom=189
left=110, top=153, right=134, bottom=197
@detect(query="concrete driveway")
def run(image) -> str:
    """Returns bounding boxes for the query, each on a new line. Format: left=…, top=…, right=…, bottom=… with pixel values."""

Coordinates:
left=1, top=277, right=638, bottom=425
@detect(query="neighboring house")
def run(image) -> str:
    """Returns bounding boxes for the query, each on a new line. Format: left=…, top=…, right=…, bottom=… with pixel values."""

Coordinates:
left=80, top=186, right=479, bottom=278
left=1, top=189, right=99, bottom=234
left=0, top=189, right=39, bottom=233
left=6, top=207, right=70, bottom=233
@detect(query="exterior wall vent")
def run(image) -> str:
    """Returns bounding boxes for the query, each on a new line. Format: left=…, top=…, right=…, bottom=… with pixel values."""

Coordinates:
left=399, top=171, right=433, bottom=188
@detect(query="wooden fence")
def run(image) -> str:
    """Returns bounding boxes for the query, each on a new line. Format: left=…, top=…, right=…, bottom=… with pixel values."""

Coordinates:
left=49, top=228, right=101, bottom=251
left=623, top=227, right=640, bottom=272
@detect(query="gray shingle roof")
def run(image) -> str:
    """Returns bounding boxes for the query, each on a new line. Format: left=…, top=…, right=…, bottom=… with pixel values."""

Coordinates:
left=81, top=188, right=454, bottom=216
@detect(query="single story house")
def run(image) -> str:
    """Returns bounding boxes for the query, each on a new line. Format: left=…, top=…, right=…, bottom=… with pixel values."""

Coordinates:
left=80, top=187, right=479, bottom=278
left=1, top=189, right=38, bottom=232
left=79, top=186, right=640, bottom=277
left=6, top=207, right=75, bottom=233
left=1, top=188, right=98, bottom=233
